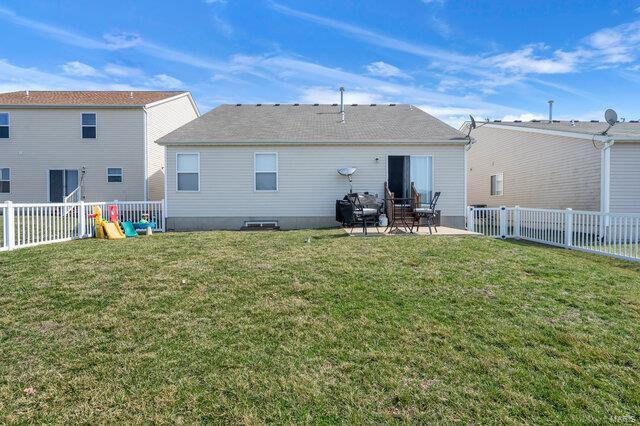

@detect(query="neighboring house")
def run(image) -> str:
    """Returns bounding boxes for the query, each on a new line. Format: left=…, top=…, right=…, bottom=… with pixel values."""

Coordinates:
left=157, top=103, right=469, bottom=230
left=0, top=90, right=199, bottom=203
left=465, top=120, right=640, bottom=213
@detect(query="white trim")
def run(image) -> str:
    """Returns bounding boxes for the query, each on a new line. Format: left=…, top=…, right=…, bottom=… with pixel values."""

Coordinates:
left=600, top=143, right=612, bottom=213
left=81, top=112, right=97, bottom=140
left=164, top=147, right=168, bottom=216
left=157, top=139, right=466, bottom=147
left=254, top=152, right=279, bottom=192
left=0, top=167, right=10, bottom=194
left=106, top=167, right=124, bottom=184
left=176, top=152, right=200, bottom=192
left=384, top=154, right=435, bottom=201
left=0, top=111, right=10, bottom=140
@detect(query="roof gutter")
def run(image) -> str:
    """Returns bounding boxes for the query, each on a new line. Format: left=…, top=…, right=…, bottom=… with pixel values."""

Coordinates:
left=155, top=139, right=469, bottom=147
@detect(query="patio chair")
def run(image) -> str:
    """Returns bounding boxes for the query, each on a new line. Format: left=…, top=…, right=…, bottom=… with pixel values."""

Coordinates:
left=344, top=193, right=382, bottom=235
left=413, top=191, right=441, bottom=234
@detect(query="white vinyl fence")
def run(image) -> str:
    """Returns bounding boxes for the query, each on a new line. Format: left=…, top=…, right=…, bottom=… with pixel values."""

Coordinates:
left=467, top=206, right=640, bottom=262
left=1, top=200, right=164, bottom=252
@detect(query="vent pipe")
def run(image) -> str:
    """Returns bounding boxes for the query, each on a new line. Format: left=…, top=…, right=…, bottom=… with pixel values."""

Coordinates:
left=339, top=86, right=345, bottom=123
left=548, top=100, right=554, bottom=123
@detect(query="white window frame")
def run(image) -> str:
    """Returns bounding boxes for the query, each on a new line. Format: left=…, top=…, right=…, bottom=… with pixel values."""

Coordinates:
left=0, top=112, right=9, bottom=139
left=106, top=167, right=124, bottom=184
left=0, top=167, right=10, bottom=194
left=176, top=152, right=200, bottom=192
left=490, top=173, right=504, bottom=196
left=254, top=152, right=278, bottom=192
left=81, top=112, right=97, bottom=140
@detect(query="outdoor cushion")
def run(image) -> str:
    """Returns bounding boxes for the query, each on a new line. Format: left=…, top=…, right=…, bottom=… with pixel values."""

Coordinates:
left=357, top=208, right=379, bottom=216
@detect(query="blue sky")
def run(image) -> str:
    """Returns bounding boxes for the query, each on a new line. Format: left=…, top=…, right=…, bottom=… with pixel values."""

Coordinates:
left=1, top=0, right=639, bottom=126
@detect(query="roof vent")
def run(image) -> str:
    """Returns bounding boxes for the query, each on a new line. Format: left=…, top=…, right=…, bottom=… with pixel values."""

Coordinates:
left=590, top=120, right=599, bottom=122
left=630, top=120, right=639, bottom=123
left=389, top=103, right=396, bottom=106
left=332, top=103, right=338, bottom=106
left=274, top=103, right=280, bottom=106
left=25, top=90, right=30, bottom=97
left=531, top=119, right=540, bottom=122
left=514, top=120, right=522, bottom=123
left=313, top=103, right=319, bottom=106
left=493, top=120, right=502, bottom=123
left=293, top=103, right=299, bottom=106
left=573, top=120, right=580, bottom=122
left=236, top=103, right=241, bottom=106
left=256, top=103, right=262, bottom=106
left=370, top=103, right=377, bottom=106
left=552, top=120, right=560, bottom=123
left=351, top=103, right=358, bottom=106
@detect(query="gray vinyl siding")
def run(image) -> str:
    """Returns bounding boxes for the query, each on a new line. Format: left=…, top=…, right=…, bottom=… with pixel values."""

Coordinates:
left=145, top=95, right=198, bottom=201
left=0, top=108, right=145, bottom=203
left=467, top=126, right=601, bottom=210
left=166, top=144, right=465, bottom=227
left=610, top=143, right=640, bottom=213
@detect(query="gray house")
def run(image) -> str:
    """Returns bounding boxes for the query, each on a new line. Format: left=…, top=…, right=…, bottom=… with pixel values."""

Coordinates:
left=157, top=103, right=468, bottom=230
left=466, top=120, right=640, bottom=213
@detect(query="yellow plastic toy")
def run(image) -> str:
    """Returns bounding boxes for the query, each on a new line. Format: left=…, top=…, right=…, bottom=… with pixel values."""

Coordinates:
left=88, top=206, right=125, bottom=240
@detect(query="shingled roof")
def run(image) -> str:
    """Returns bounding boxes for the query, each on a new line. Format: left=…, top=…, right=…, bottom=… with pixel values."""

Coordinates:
left=483, top=120, right=640, bottom=140
left=0, top=91, right=187, bottom=106
left=157, top=104, right=466, bottom=145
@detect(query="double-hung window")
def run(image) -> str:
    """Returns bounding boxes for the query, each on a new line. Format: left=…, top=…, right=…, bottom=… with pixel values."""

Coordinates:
left=107, top=167, right=123, bottom=183
left=0, top=168, right=10, bottom=193
left=0, top=113, right=9, bottom=138
left=81, top=113, right=97, bottom=139
left=254, top=153, right=278, bottom=191
left=177, top=153, right=199, bottom=191
left=490, top=173, right=504, bottom=196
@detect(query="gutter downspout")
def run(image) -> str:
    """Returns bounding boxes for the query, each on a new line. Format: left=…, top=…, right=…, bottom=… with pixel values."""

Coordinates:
left=143, top=107, right=149, bottom=202
left=600, top=138, right=614, bottom=214
left=464, top=137, right=475, bottom=222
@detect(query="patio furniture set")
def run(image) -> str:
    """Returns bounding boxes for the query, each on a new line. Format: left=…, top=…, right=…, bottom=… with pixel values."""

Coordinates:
left=335, top=185, right=441, bottom=235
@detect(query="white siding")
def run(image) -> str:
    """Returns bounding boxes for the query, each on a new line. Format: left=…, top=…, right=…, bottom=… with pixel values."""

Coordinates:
left=145, top=95, right=199, bottom=200
left=0, top=108, right=145, bottom=203
left=166, top=144, right=465, bottom=219
left=467, top=126, right=601, bottom=210
left=610, top=143, right=640, bottom=213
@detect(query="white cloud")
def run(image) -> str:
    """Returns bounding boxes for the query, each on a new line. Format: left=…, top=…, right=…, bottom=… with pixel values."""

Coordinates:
left=485, top=46, right=577, bottom=74
left=0, top=59, right=136, bottom=92
left=61, top=61, right=101, bottom=77
left=104, top=63, right=144, bottom=78
left=146, top=74, right=183, bottom=89
left=366, top=61, right=410, bottom=79
left=102, top=32, right=142, bottom=49
left=500, top=113, right=545, bottom=122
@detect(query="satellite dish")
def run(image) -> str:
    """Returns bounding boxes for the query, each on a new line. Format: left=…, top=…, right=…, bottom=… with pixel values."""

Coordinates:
left=469, top=115, right=477, bottom=129
left=338, top=167, right=357, bottom=193
left=604, top=109, right=618, bottom=126
left=337, top=167, right=357, bottom=177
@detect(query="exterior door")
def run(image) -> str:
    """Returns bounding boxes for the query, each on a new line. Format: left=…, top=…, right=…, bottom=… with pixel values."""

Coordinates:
left=49, top=169, right=79, bottom=202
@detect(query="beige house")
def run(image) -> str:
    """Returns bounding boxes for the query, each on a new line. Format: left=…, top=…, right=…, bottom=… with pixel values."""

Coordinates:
left=157, top=103, right=469, bottom=230
left=465, top=120, right=640, bottom=213
left=0, top=91, right=199, bottom=203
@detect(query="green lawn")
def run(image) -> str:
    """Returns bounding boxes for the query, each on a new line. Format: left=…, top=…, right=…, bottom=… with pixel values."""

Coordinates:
left=0, top=230, right=638, bottom=423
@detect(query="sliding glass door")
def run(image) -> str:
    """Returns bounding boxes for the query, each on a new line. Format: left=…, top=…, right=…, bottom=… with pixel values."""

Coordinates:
left=387, top=155, right=433, bottom=203
left=49, top=169, right=79, bottom=202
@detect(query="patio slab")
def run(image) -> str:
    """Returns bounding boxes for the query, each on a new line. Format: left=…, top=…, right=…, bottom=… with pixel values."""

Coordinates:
left=343, top=226, right=480, bottom=237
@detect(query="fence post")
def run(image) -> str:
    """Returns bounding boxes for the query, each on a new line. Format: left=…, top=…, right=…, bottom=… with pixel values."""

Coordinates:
left=467, top=206, right=475, bottom=232
left=4, top=201, right=15, bottom=250
left=513, top=205, right=521, bottom=240
left=564, top=208, right=573, bottom=248
left=499, top=205, right=508, bottom=239
left=78, top=201, right=86, bottom=238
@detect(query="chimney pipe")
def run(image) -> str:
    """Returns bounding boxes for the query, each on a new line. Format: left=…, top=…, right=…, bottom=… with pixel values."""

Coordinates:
left=548, top=100, right=554, bottom=123
left=339, top=86, right=345, bottom=123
